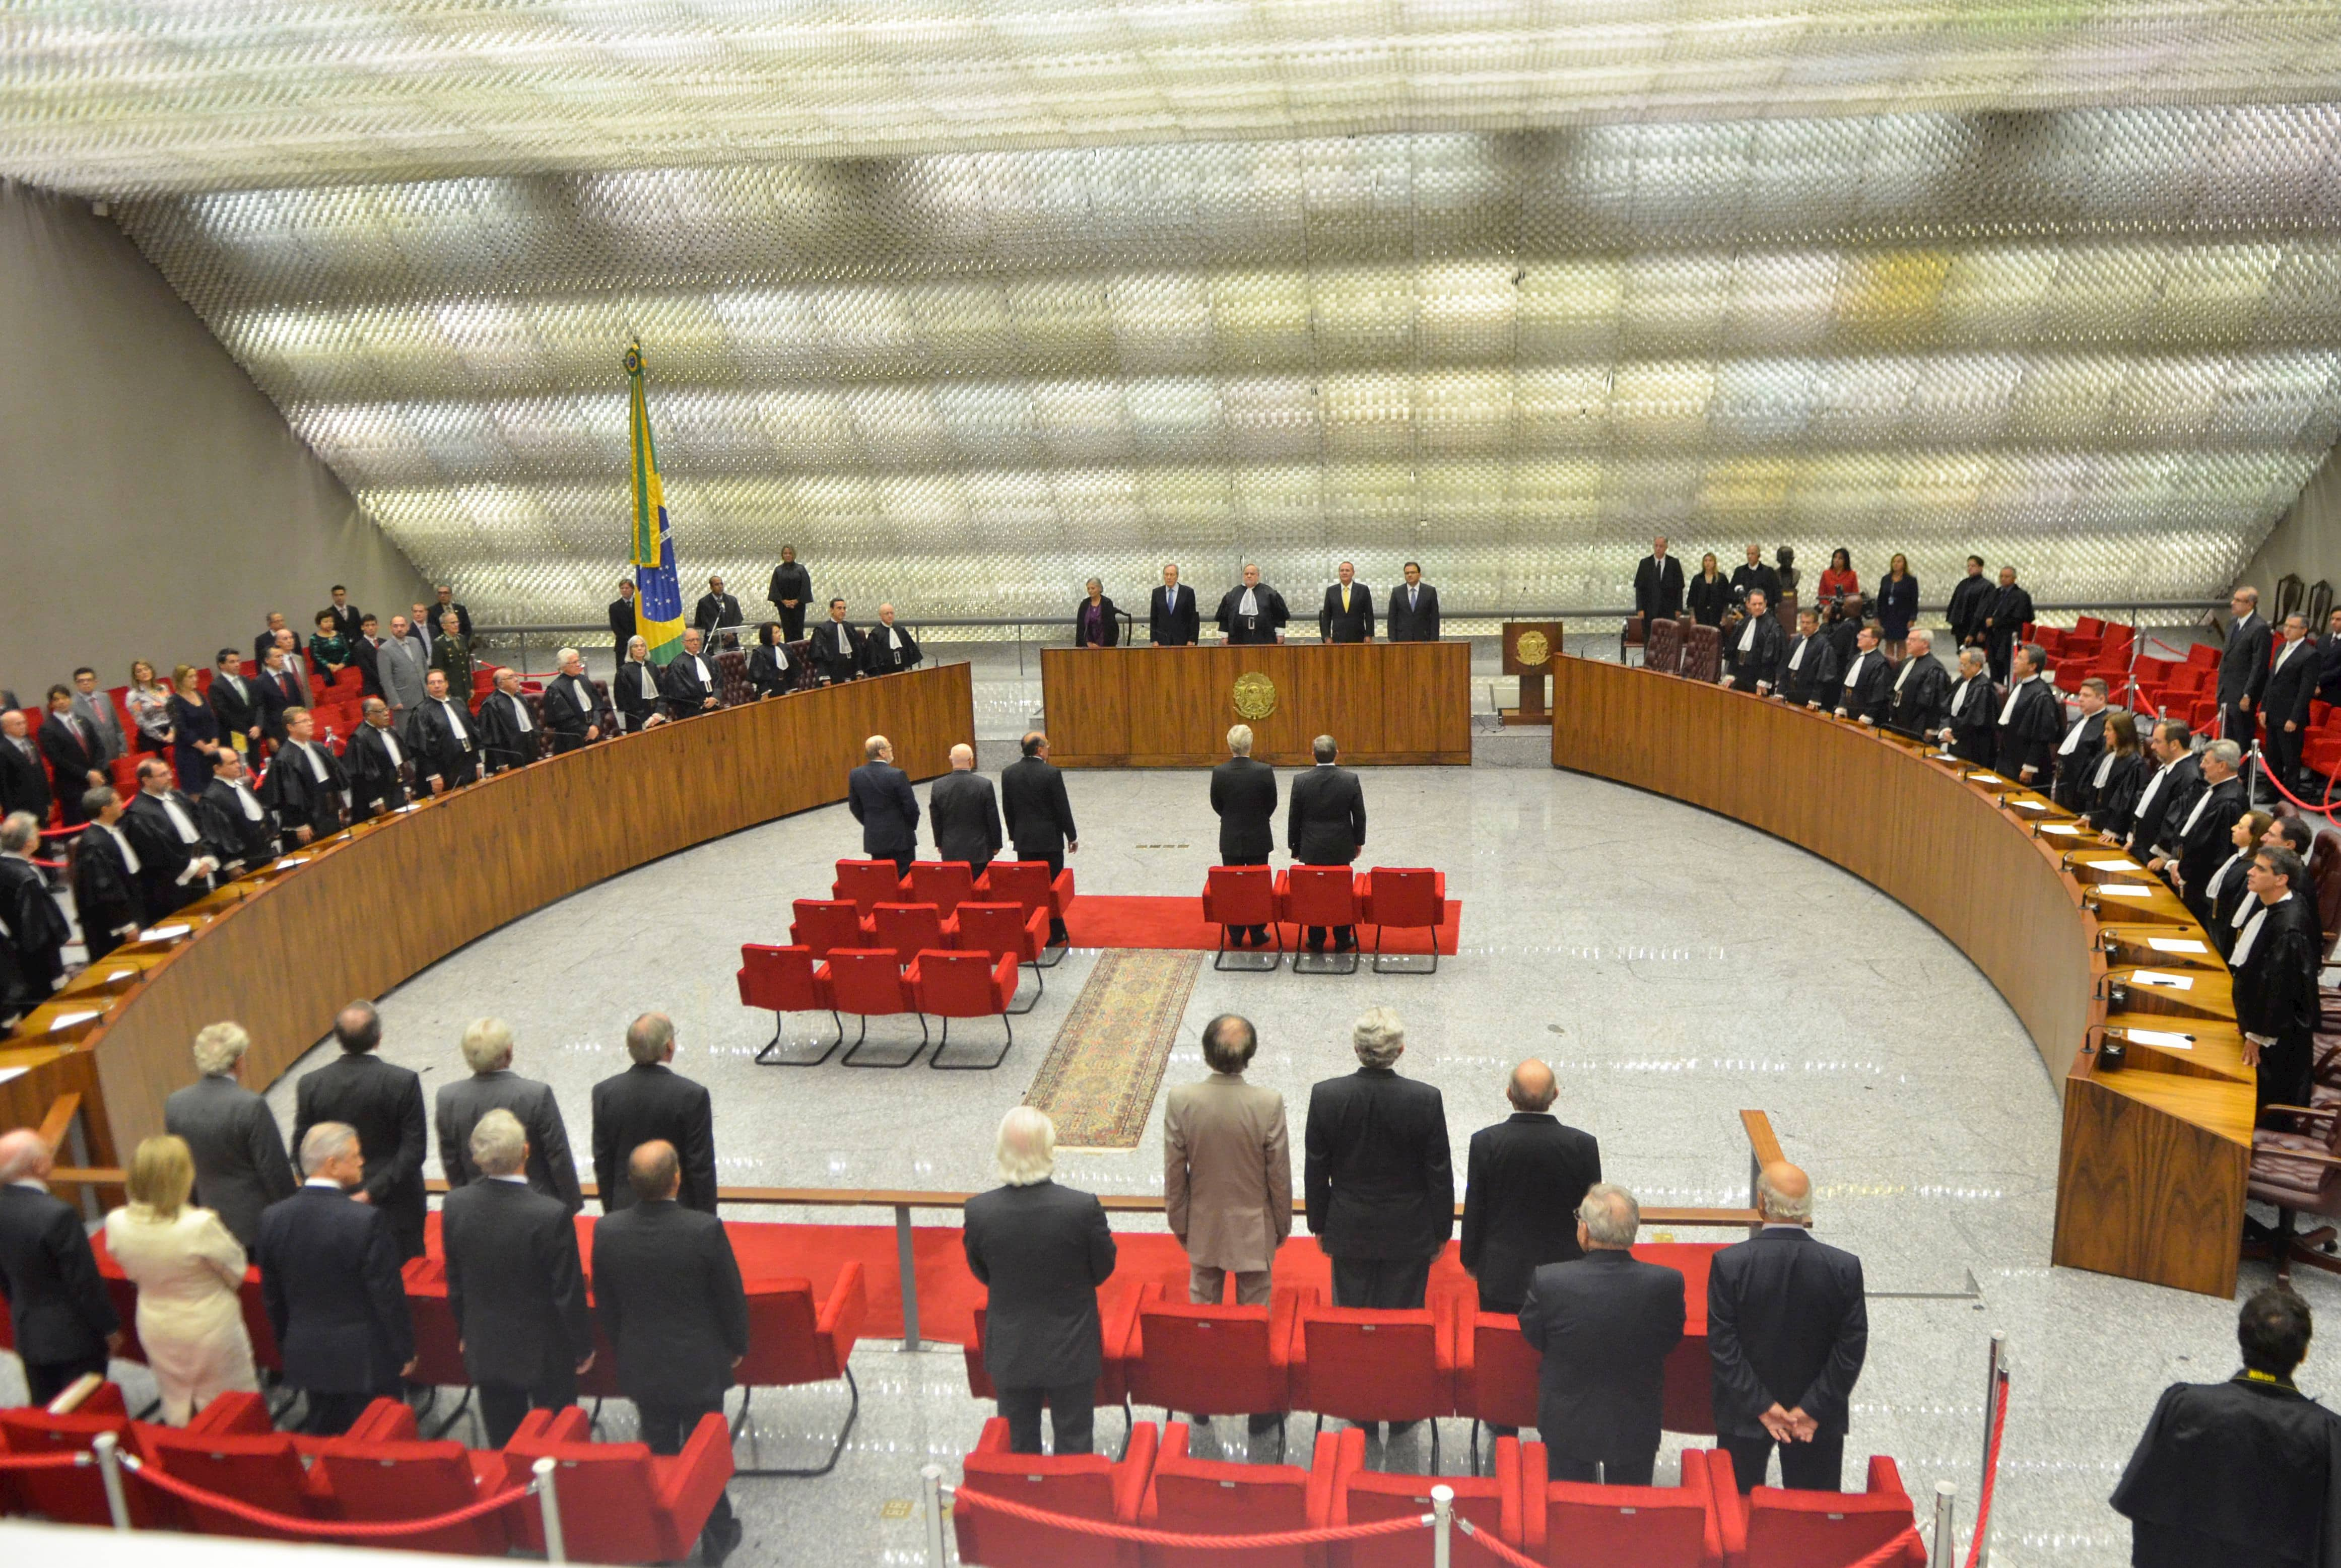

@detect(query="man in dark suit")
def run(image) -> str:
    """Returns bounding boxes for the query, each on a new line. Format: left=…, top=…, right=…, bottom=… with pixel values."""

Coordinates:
left=1633, top=536, right=1685, bottom=626
left=1149, top=563, right=1200, bottom=647
left=435, top=1017, right=583, bottom=1212
left=1215, top=563, right=1289, bottom=645
left=1719, top=587, right=1785, bottom=693
left=690, top=574, right=745, bottom=648
left=2153, top=739, right=2248, bottom=920
left=322, top=586, right=364, bottom=645
left=443, top=1109, right=595, bottom=1448
left=963, top=1107, right=1116, bottom=1455
left=1001, top=732, right=1079, bottom=946
left=346, top=698, right=413, bottom=817
left=428, top=585, right=474, bottom=644
left=590, top=1012, right=718, bottom=1214
left=1946, top=556, right=1991, bottom=653
left=350, top=614, right=385, bottom=700
left=1386, top=561, right=1440, bottom=642
left=253, top=611, right=294, bottom=665
left=407, top=672, right=480, bottom=794
left=291, top=1000, right=428, bottom=1260
left=197, top=751, right=278, bottom=874
left=1, top=815, right=70, bottom=1005
left=2262, top=611, right=2317, bottom=798
left=254, top=647, right=306, bottom=744
left=1884, top=631, right=1953, bottom=739
left=1209, top=724, right=1277, bottom=946
left=1318, top=562, right=1375, bottom=643
left=122, top=758, right=219, bottom=917
left=928, top=744, right=1002, bottom=873
left=2113, top=1286, right=2341, bottom=1568
left=591, top=1141, right=747, bottom=1564
left=861, top=604, right=923, bottom=676
left=1728, top=543, right=1781, bottom=614
left=1993, top=644, right=2065, bottom=785
left=767, top=545, right=812, bottom=643
left=541, top=648, right=603, bottom=754
left=609, top=576, right=640, bottom=666
left=208, top=647, right=264, bottom=757
left=1287, top=734, right=1365, bottom=951
left=1709, top=1163, right=1868, bottom=1492
left=2122, top=719, right=2203, bottom=861
left=165, top=1021, right=298, bottom=1250
left=257, top=1122, right=416, bottom=1435
left=1305, top=1007, right=1451, bottom=1319
left=812, top=600, right=865, bottom=684
left=2220, top=586, right=2273, bottom=754
left=1517, top=1184, right=1686, bottom=1486
left=0, top=710, right=51, bottom=824
left=0, top=1127, right=120, bottom=1404
left=476, top=667, right=542, bottom=773
left=659, top=628, right=723, bottom=718
left=2048, top=678, right=2112, bottom=811
left=848, top=734, right=922, bottom=879
left=2233, top=846, right=2323, bottom=1113
left=1829, top=626, right=1893, bottom=726
left=67, top=669, right=124, bottom=766
left=71, top=788, right=145, bottom=962
left=1979, top=565, right=2034, bottom=685
left=1461, top=1059, right=1601, bottom=1316
left=37, top=687, right=104, bottom=827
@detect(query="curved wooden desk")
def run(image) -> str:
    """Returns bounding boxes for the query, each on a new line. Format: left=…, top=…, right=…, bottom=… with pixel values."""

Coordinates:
left=1549, top=654, right=2248, bottom=1297
left=4, top=664, right=974, bottom=1159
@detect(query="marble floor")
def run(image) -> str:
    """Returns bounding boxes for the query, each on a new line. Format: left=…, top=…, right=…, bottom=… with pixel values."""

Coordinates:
left=14, top=624, right=2304, bottom=1568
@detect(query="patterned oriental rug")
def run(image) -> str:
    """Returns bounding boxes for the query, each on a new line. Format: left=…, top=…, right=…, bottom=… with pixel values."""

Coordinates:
left=1023, top=947, right=1202, bottom=1149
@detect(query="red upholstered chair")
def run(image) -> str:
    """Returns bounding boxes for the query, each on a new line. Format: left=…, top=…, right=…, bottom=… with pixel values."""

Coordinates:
left=314, top=1435, right=520, bottom=1555
left=955, top=1415, right=1160, bottom=1568
left=1201, top=865, right=1284, bottom=970
left=1123, top=1282, right=1301, bottom=1442
left=1138, top=1420, right=1340, bottom=1568
left=1707, top=1450, right=1922, bottom=1568
left=872, top=901, right=958, bottom=967
left=1329, top=1425, right=1515, bottom=1568
left=822, top=947, right=928, bottom=1066
left=831, top=858, right=906, bottom=917
left=1520, top=1442, right=1724, bottom=1567
left=907, top=948, right=1020, bottom=1069
left=1277, top=867, right=1360, bottom=974
left=1289, top=1298, right=1456, bottom=1470
left=0, top=1381, right=168, bottom=1526
left=953, top=900, right=1050, bottom=1013
left=735, top=942, right=842, bottom=1066
left=728, top=1266, right=868, bottom=1476
left=964, top=1288, right=1143, bottom=1415
left=143, top=1422, right=337, bottom=1538
left=789, top=898, right=871, bottom=959
left=909, top=860, right=979, bottom=917
left=1452, top=1302, right=1542, bottom=1473
left=976, top=859, right=1075, bottom=965
left=1356, top=867, right=1447, bottom=975
left=502, top=1409, right=734, bottom=1565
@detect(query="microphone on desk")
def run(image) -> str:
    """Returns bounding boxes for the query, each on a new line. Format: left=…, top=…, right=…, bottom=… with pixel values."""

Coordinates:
left=2083, top=1023, right=2126, bottom=1072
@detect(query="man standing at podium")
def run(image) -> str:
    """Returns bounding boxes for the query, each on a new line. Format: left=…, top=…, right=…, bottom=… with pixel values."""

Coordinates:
left=1386, top=562, right=1439, bottom=642
left=1216, top=564, right=1288, bottom=646
left=1149, top=565, right=1199, bottom=647
left=1319, top=562, right=1374, bottom=643
left=1634, top=537, right=1684, bottom=625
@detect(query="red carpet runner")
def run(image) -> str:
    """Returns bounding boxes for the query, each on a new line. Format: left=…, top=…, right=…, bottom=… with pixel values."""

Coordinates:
left=1065, top=894, right=1461, bottom=955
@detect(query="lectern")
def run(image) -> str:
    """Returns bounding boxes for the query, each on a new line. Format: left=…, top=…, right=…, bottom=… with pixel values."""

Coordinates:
left=1500, top=621, right=1564, bottom=725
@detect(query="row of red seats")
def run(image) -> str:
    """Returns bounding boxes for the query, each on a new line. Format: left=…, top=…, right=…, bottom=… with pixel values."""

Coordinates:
left=1200, top=864, right=1448, bottom=973
left=955, top=1417, right=1922, bottom=1568
left=0, top=1383, right=730, bottom=1563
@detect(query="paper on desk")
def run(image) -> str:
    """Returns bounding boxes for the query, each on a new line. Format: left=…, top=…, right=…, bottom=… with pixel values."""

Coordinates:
left=1969, top=773, right=2006, bottom=784
left=2117, top=1029, right=2196, bottom=1049
left=2095, top=885, right=2153, bottom=898
left=2039, top=823, right=2082, bottom=836
left=0, top=1067, right=24, bottom=1086
left=274, top=856, right=311, bottom=869
left=2130, top=970, right=2194, bottom=990
left=48, top=1010, right=99, bottom=1029
left=2012, top=799, right=2046, bottom=811
left=2147, top=937, right=2209, bottom=954
left=136, top=924, right=191, bottom=942
left=2087, top=858, right=2146, bottom=872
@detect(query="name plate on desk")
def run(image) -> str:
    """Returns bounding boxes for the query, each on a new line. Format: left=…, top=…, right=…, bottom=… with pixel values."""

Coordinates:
left=136, top=924, right=192, bottom=943
left=2115, top=1027, right=2196, bottom=1049
left=2011, top=799, right=2046, bottom=811
left=2080, top=857, right=2145, bottom=873
left=2038, top=823, right=2082, bottom=836
left=2095, top=884, right=2153, bottom=898
left=2147, top=937, right=2210, bottom=955
left=2130, top=970, right=2195, bottom=990
left=1968, top=772, right=2006, bottom=785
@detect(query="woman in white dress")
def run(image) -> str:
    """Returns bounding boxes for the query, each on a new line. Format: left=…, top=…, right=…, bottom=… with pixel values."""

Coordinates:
left=103, top=1135, right=259, bottom=1423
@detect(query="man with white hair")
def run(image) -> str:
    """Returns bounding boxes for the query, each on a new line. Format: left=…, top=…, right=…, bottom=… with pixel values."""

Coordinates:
left=1, top=812, right=70, bottom=1010
left=1708, top=1162, right=1868, bottom=1493
left=928, top=742, right=1002, bottom=872
left=614, top=635, right=668, bottom=733
left=1210, top=724, right=1278, bottom=946
left=2155, top=738, right=2248, bottom=922
left=477, top=667, right=542, bottom=773
left=541, top=648, right=602, bottom=753
left=848, top=734, right=922, bottom=878
left=0, top=1125, right=121, bottom=1403
left=1517, top=1184, right=1686, bottom=1485
left=434, top=1018, right=583, bottom=1212
left=861, top=603, right=922, bottom=676
left=0, top=710, right=51, bottom=824
left=256, top=1121, right=417, bottom=1435
left=1215, top=562, right=1289, bottom=645
left=345, top=697, right=412, bottom=818
left=441, top=1108, right=594, bottom=1447
left=1305, top=1008, right=1452, bottom=1323
left=963, top=1107, right=1117, bottom=1455
left=1884, top=631, right=1951, bottom=740
left=659, top=626, right=723, bottom=718
left=165, top=1021, right=298, bottom=1248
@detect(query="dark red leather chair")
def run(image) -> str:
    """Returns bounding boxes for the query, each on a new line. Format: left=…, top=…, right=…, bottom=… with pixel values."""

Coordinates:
left=906, top=948, right=1020, bottom=1069
left=909, top=860, right=979, bottom=918
left=1201, top=865, right=1283, bottom=970
left=1138, top=1420, right=1340, bottom=1568
left=955, top=1415, right=1160, bottom=1568
left=1356, top=867, right=1446, bottom=974
left=1706, top=1450, right=1922, bottom=1568
left=952, top=900, right=1050, bottom=1013
left=821, top=947, right=927, bottom=1067
left=1277, top=867, right=1360, bottom=974
left=1521, top=1441, right=1725, bottom=1567
left=502, top=1408, right=734, bottom=1565
left=735, top=942, right=842, bottom=1066
left=831, top=858, right=906, bottom=917
left=789, top=897, right=871, bottom=959
left=872, top=902, right=958, bottom=967
left=728, top=1266, right=868, bottom=1476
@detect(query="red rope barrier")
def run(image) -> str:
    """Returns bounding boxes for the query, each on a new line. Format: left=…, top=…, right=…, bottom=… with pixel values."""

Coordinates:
left=0, top=1451, right=93, bottom=1470
left=120, top=1454, right=533, bottom=1539
left=1455, top=1515, right=1545, bottom=1568
left=1964, top=1373, right=2012, bottom=1568
left=946, top=1484, right=1430, bottom=1547
left=2249, top=745, right=2341, bottom=823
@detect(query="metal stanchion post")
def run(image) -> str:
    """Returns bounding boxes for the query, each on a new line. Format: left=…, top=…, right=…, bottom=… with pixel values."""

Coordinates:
left=1933, top=1480, right=1958, bottom=1565
left=897, top=1203, right=922, bottom=1351
left=921, top=1464, right=948, bottom=1568
left=1977, top=1331, right=2005, bottom=1568
left=93, top=1431, right=130, bottom=1531
left=534, top=1456, right=568, bottom=1564
left=1431, top=1483, right=1453, bottom=1568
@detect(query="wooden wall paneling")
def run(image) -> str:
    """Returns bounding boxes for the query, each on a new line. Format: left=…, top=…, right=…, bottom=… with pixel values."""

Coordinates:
left=2054, top=1072, right=2249, bottom=1298
left=1039, top=650, right=1132, bottom=764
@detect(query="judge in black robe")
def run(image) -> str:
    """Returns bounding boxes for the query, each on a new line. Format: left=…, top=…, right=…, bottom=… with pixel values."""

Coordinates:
left=767, top=548, right=813, bottom=643
left=121, top=766, right=219, bottom=917
left=1884, top=634, right=1952, bottom=739
left=2123, top=733, right=2203, bottom=861
left=1386, top=565, right=1440, bottom=642
left=1830, top=628, right=1894, bottom=725
left=1318, top=567, right=1374, bottom=643
left=2156, top=748, right=2247, bottom=916
left=1979, top=568, right=2034, bottom=684
left=1633, top=540, right=1685, bottom=624
left=345, top=703, right=412, bottom=818
left=407, top=677, right=481, bottom=793
left=258, top=714, right=347, bottom=843
left=72, top=797, right=145, bottom=961
left=2047, top=686, right=2112, bottom=811
left=1, top=844, right=71, bottom=1004
left=608, top=579, right=639, bottom=666
left=861, top=607, right=923, bottom=674
left=613, top=641, right=666, bottom=733
left=745, top=626, right=795, bottom=699
left=476, top=672, right=542, bottom=773
left=1779, top=613, right=1840, bottom=707
left=2083, top=732, right=2148, bottom=840
left=1149, top=569, right=1200, bottom=647
left=659, top=631, right=723, bottom=718
left=2232, top=855, right=2324, bottom=1112
left=1939, top=654, right=1997, bottom=762
left=811, top=604, right=865, bottom=684
left=540, top=654, right=603, bottom=751
left=197, top=755, right=279, bottom=873
left=2202, top=826, right=2263, bottom=959
left=1215, top=568, right=1289, bottom=645
left=1945, top=557, right=1992, bottom=651
left=1718, top=590, right=1785, bottom=693
left=1992, top=647, right=2065, bottom=784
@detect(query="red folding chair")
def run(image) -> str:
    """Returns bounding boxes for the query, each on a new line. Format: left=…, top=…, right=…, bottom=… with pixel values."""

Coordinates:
left=909, top=860, right=979, bottom=917
left=872, top=901, right=958, bottom=967
left=1356, top=867, right=1446, bottom=975
left=956, top=1416, right=1160, bottom=1568
left=953, top=900, right=1050, bottom=1014
left=1277, top=866, right=1360, bottom=974
left=1201, top=865, right=1283, bottom=971
left=831, top=858, right=906, bottom=917
left=789, top=897, right=870, bottom=959
left=735, top=942, right=842, bottom=1066
left=823, top=947, right=927, bottom=1067
left=906, top=947, right=1019, bottom=1069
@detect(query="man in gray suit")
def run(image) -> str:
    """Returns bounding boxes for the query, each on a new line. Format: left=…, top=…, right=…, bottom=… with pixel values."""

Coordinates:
left=375, top=615, right=429, bottom=721
left=68, top=669, right=125, bottom=764
left=434, top=1017, right=583, bottom=1212
left=927, top=743, right=1002, bottom=872
left=964, top=1107, right=1116, bottom=1455
left=164, top=1020, right=298, bottom=1250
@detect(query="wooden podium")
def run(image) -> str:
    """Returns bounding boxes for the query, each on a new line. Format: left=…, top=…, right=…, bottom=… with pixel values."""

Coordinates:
left=1500, top=621, right=1564, bottom=725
